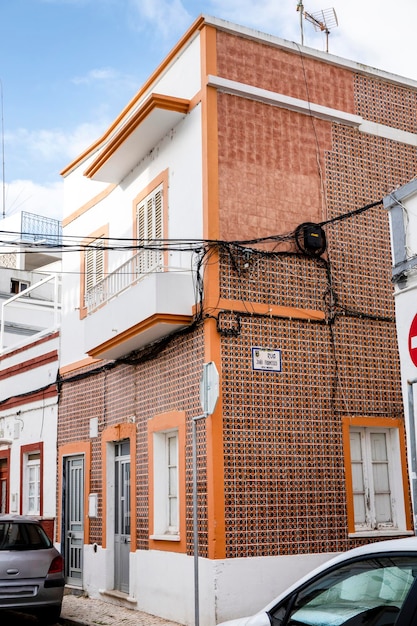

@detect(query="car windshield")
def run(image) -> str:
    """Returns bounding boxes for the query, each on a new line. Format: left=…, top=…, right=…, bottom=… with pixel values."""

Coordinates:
left=270, top=555, right=417, bottom=626
left=0, top=522, right=52, bottom=550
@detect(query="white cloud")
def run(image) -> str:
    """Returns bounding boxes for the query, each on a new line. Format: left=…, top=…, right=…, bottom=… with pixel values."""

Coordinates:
left=72, top=67, right=120, bottom=85
left=128, top=0, right=192, bottom=38
left=4, top=180, right=64, bottom=222
left=6, top=116, right=110, bottom=178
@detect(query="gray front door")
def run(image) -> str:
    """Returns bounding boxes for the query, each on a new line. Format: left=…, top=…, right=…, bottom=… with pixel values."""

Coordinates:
left=114, top=441, right=130, bottom=593
left=64, top=455, right=84, bottom=586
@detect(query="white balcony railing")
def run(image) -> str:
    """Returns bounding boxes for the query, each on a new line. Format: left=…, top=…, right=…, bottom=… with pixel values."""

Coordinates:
left=85, top=250, right=166, bottom=314
left=0, top=273, right=61, bottom=353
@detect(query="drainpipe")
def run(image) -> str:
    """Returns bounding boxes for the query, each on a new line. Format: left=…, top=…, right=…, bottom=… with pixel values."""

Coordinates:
left=407, top=378, right=417, bottom=536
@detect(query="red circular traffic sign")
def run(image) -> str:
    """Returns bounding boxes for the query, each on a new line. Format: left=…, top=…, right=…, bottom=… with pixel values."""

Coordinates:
left=409, top=314, right=417, bottom=367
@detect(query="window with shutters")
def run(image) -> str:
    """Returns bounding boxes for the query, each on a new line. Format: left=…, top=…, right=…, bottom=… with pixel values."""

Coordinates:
left=84, top=237, right=105, bottom=308
left=135, top=183, right=163, bottom=274
left=345, top=423, right=411, bottom=535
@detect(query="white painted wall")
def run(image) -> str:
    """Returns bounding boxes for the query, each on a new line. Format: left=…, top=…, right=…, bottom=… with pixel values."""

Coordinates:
left=61, top=104, right=203, bottom=367
left=0, top=334, right=59, bottom=400
left=0, top=333, right=59, bottom=518
left=0, top=399, right=58, bottom=517
left=80, top=548, right=335, bottom=626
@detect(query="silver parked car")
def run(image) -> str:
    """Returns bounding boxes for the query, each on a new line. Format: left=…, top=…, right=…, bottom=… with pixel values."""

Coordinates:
left=218, top=537, right=417, bottom=626
left=0, top=515, right=64, bottom=624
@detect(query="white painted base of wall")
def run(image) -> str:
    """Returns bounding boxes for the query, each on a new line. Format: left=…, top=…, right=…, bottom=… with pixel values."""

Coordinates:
left=80, top=546, right=335, bottom=626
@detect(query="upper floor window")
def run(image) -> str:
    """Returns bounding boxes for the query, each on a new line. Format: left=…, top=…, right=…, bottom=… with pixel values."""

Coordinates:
left=11, top=279, right=30, bottom=294
left=85, top=237, right=105, bottom=300
left=135, top=182, right=163, bottom=274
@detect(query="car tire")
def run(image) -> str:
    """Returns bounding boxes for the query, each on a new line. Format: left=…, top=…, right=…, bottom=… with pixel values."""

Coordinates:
left=35, top=605, right=62, bottom=625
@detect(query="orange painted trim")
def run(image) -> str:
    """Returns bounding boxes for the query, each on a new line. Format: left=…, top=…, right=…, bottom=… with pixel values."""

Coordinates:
left=20, top=442, right=43, bottom=515
left=63, top=184, right=117, bottom=227
left=0, top=385, right=57, bottom=410
left=60, top=16, right=206, bottom=178
left=84, top=95, right=190, bottom=180
left=79, top=224, right=109, bottom=320
left=203, top=297, right=326, bottom=322
left=101, top=423, right=137, bottom=551
left=199, top=24, right=226, bottom=560
left=148, top=411, right=187, bottom=553
left=87, top=313, right=193, bottom=359
left=59, top=356, right=102, bottom=376
left=0, top=332, right=59, bottom=363
left=342, top=416, right=412, bottom=533
left=189, top=89, right=202, bottom=111
left=0, top=350, right=58, bottom=381
left=57, top=442, right=92, bottom=545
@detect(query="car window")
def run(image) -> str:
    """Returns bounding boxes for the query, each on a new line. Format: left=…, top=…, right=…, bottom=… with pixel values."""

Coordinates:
left=269, top=555, right=417, bottom=626
left=0, top=522, right=52, bottom=550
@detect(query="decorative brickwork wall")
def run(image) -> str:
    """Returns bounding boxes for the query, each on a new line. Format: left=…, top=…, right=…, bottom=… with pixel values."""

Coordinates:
left=214, top=32, right=417, bottom=557
left=58, top=330, right=206, bottom=554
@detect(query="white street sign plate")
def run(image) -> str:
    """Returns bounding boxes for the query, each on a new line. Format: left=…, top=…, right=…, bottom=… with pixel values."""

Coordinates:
left=252, top=347, right=282, bottom=372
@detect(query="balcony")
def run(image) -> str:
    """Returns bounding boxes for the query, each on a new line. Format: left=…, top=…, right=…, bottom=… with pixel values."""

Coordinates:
left=84, top=250, right=196, bottom=360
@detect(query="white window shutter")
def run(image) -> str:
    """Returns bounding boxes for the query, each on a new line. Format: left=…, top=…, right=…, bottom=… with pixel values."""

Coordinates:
left=371, top=432, right=393, bottom=525
left=350, top=431, right=367, bottom=525
left=136, top=184, right=164, bottom=274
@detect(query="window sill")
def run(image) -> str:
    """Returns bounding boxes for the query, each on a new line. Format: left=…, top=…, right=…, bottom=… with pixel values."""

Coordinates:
left=150, top=534, right=180, bottom=542
left=349, top=529, right=415, bottom=538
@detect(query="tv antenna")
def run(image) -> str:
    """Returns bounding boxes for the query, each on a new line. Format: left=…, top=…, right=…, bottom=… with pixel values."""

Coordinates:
left=296, top=3, right=338, bottom=52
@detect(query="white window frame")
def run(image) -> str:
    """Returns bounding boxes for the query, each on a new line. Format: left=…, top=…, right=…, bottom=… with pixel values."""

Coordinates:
left=24, top=452, right=41, bottom=516
left=349, top=426, right=406, bottom=535
left=150, top=429, right=179, bottom=541
left=11, top=278, right=30, bottom=294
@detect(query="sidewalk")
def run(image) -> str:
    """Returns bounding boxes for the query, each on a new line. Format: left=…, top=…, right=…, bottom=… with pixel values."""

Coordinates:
left=59, top=592, right=182, bottom=626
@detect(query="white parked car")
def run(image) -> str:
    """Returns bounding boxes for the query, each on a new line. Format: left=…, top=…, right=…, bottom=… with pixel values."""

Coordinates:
left=218, top=537, right=417, bottom=626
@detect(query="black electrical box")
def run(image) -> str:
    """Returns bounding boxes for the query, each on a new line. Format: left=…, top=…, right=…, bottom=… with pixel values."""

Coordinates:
left=295, top=222, right=327, bottom=256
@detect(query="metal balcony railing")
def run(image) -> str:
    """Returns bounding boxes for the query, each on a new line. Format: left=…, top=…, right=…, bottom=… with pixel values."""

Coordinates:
left=0, top=273, right=61, bottom=353
left=21, top=211, right=62, bottom=245
left=85, top=250, right=164, bottom=313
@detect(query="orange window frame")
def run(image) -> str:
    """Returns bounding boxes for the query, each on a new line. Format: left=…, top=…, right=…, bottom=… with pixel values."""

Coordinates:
left=148, top=410, right=186, bottom=553
left=342, top=416, right=412, bottom=534
left=79, top=224, right=109, bottom=320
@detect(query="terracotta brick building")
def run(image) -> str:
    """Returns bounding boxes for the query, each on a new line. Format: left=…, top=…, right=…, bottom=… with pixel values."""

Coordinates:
left=57, top=15, right=417, bottom=625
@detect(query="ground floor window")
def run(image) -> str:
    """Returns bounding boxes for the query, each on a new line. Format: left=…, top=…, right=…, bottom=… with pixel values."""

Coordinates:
left=148, top=411, right=186, bottom=550
left=343, top=418, right=411, bottom=535
left=21, top=443, right=43, bottom=516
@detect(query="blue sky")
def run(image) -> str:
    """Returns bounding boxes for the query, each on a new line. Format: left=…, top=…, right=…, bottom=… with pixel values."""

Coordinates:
left=1, top=0, right=417, bottom=221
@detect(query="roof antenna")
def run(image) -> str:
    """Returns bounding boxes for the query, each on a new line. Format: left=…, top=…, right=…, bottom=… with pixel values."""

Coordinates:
left=296, top=4, right=338, bottom=52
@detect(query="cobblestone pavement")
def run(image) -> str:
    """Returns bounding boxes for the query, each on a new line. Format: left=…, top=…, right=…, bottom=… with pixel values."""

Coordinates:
left=59, top=593, right=182, bottom=626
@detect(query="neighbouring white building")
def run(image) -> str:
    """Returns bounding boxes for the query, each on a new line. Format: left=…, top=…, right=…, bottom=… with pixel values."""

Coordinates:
left=0, top=211, right=61, bottom=540
left=384, top=178, right=417, bottom=534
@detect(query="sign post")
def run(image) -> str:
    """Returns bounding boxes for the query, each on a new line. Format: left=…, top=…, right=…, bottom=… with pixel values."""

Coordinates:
left=193, top=362, right=219, bottom=626
left=409, top=314, right=417, bottom=367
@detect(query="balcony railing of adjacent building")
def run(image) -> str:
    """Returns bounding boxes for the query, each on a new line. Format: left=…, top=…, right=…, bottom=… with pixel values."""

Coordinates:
left=0, top=273, right=61, bottom=353
left=85, top=249, right=184, bottom=314
left=20, top=211, right=62, bottom=245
